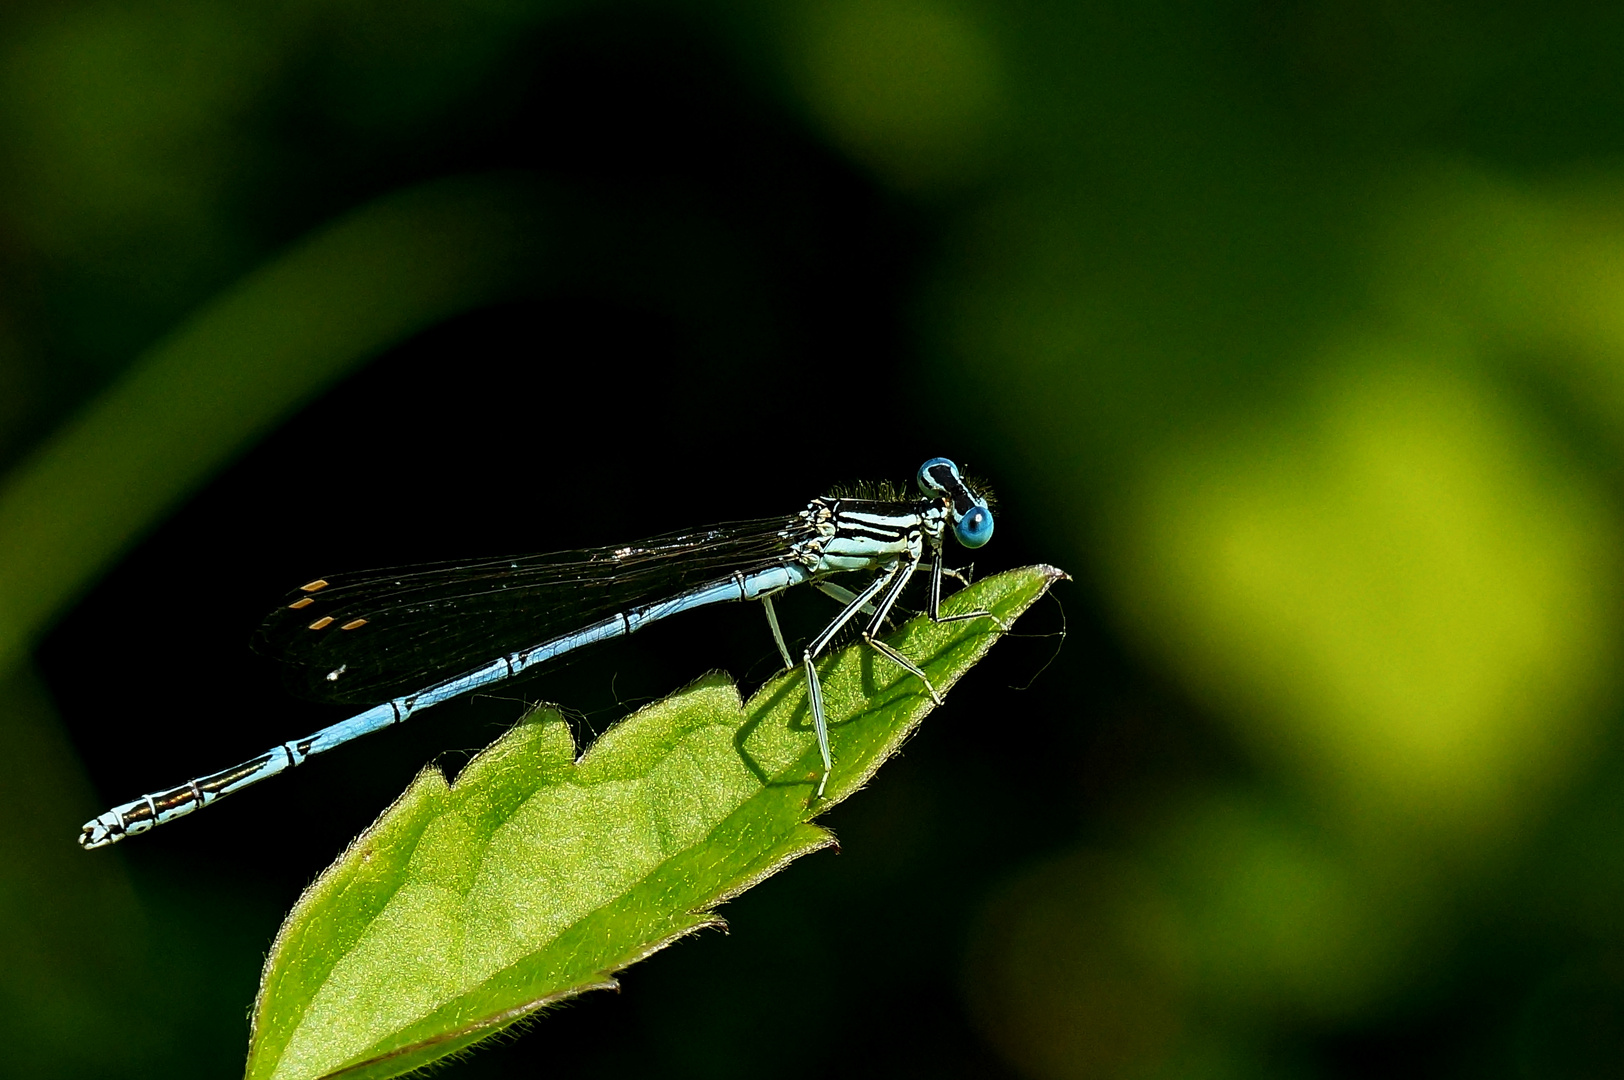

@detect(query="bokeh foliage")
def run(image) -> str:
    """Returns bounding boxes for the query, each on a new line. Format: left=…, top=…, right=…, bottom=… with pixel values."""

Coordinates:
left=3, top=0, right=1624, bottom=1078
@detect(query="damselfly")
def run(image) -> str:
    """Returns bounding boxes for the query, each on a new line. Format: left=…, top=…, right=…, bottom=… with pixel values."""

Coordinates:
left=79, top=458, right=998, bottom=849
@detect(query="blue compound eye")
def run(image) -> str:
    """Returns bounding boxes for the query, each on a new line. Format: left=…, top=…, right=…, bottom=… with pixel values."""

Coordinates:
left=954, top=505, right=994, bottom=548
left=917, top=457, right=958, bottom=496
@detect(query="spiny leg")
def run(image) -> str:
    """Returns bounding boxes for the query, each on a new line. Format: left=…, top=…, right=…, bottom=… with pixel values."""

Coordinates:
left=820, top=578, right=922, bottom=631
left=761, top=594, right=794, bottom=670
left=816, top=580, right=877, bottom=616
left=852, top=546, right=1010, bottom=710
left=763, top=581, right=885, bottom=675
left=802, top=564, right=903, bottom=797
left=863, top=636, right=940, bottom=702
left=928, top=546, right=1007, bottom=631
left=857, top=553, right=943, bottom=705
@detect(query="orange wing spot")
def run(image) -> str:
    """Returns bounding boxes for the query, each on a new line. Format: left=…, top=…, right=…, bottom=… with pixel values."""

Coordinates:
left=340, top=618, right=369, bottom=631
left=288, top=597, right=314, bottom=610
left=308, top=616, right=335, bottom=630
left=300, top=579, right=330, bottom=593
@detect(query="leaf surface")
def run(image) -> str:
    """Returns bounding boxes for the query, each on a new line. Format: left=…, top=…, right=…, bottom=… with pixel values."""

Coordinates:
left=247, top=565, right=1064, bottom=1080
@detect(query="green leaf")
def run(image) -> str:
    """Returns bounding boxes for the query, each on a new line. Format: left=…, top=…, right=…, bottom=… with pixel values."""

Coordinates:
left=246, top=565, right=1064, bottom=1080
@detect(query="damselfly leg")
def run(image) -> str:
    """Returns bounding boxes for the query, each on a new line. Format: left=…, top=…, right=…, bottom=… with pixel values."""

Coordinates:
left=798, top=545, right=1004, bottom=798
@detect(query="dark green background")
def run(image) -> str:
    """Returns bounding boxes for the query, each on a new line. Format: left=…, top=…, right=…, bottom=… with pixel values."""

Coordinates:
left=2, top=1, right=1623, bottom=1077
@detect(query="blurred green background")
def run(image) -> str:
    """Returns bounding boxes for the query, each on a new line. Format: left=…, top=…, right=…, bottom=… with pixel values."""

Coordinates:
left=3, top=0, right=1624, bottom=1077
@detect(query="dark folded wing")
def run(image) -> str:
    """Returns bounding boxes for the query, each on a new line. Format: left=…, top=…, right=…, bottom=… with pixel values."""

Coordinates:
left=254, top=514, right=813, bottom=704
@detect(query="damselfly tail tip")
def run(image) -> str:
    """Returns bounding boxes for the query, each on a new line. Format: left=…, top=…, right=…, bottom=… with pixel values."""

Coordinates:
left=78, top=813, right=123, bottom=851
left=79, top=797, right=151, bottom=850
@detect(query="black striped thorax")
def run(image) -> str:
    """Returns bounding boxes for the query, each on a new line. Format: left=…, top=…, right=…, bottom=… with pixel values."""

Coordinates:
left=790, top=496, right=944, bottom=573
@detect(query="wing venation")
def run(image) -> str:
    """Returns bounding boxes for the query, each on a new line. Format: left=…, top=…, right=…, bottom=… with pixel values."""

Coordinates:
left=254, top=514, right=813, bottom=703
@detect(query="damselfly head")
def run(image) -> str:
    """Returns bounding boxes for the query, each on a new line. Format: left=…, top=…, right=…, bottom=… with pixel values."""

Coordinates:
left=916, top=458, right=995, bottom=549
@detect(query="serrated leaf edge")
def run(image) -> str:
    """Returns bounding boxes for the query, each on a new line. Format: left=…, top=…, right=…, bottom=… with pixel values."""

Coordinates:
left=253, top=564, right=1066, bottom=1079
